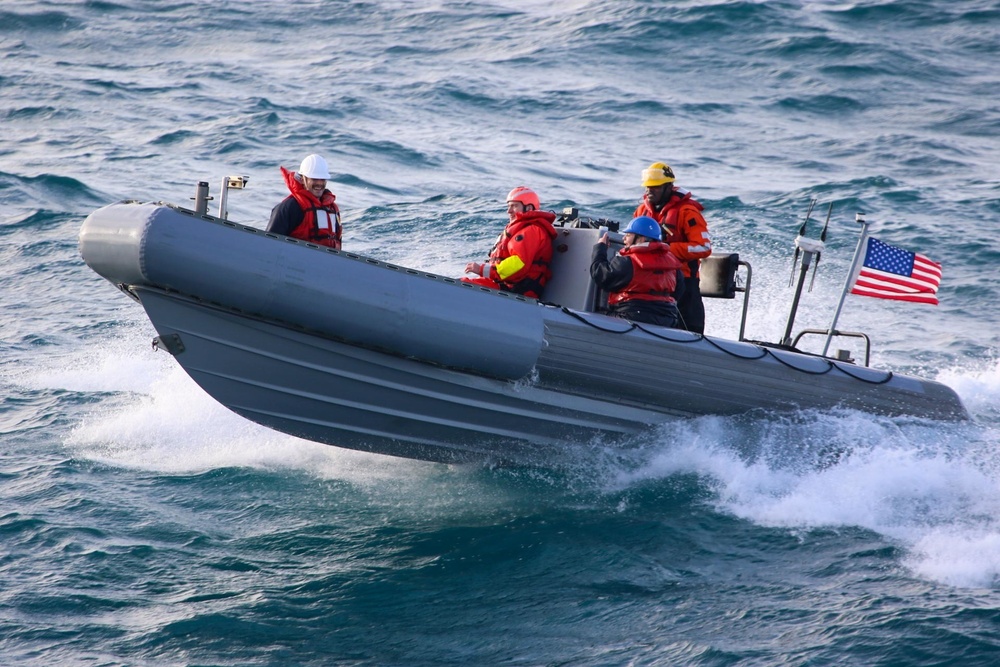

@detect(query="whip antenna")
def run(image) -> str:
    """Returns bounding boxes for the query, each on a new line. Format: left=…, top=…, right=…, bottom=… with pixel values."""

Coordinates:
left=809, top=202, right=833, bottom=291
left=789, top=198, right=816, bottom=286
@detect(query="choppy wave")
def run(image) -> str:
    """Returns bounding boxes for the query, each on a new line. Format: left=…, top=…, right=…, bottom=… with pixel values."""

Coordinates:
left=2, top=0, right=999, bottom=664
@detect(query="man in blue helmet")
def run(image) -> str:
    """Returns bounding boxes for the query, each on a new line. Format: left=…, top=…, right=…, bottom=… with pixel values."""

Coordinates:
left=590, top=215, right=683, bottom=328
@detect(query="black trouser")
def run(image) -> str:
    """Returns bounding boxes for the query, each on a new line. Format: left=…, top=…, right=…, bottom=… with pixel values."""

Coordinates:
left=610, top=301, right=681, bottom=329
left=676, top=276, right=705, bottom=334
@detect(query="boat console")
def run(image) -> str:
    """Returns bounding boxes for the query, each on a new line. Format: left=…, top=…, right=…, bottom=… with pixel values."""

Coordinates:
left=543, top=209, right=752, bottom=340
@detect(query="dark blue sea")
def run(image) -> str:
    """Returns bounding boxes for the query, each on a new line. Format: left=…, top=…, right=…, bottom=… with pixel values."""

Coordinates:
left=3, top=1, right=1000, bottom=665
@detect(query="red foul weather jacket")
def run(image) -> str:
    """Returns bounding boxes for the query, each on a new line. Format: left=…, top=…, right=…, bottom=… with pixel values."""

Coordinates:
left=485, top=210, right=558, bottom=298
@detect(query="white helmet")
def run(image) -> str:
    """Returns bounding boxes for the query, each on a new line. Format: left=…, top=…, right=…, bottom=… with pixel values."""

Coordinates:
left=298, top=154, right=330, bottom=179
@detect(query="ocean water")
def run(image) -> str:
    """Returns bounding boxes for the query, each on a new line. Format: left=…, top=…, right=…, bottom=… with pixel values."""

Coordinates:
left=3, top=1, right=1000, bottom=665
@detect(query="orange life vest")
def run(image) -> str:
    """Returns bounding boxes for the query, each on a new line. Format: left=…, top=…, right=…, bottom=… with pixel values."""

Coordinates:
left=281, top=166, right=342, bottom=249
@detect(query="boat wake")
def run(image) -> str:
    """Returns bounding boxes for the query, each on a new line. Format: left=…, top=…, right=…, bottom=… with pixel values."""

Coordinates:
left=34, top=323, right=1000, bottom=589
left=598, top=401, right=1000, bottom=589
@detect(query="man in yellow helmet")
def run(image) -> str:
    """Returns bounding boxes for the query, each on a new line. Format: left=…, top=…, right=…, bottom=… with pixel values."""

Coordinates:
left=633, top=162, right=712, bottom=333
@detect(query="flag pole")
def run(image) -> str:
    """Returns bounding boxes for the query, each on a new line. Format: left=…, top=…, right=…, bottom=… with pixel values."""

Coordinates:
left=821, top=213, right=870, bottom=357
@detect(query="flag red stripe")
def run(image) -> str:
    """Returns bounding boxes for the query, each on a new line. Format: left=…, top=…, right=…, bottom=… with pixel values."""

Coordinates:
left=850, top=286, right=939, bottom=304
left=856, top=269, right=939, bottom=293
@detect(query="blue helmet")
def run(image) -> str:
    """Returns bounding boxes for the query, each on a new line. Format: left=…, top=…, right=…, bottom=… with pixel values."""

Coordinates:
left=622, top=215, right=662, bottom=241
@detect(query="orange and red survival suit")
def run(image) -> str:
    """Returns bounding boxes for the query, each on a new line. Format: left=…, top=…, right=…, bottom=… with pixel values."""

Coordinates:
left=463, top=209, right=558, bottom=299
left=634, top=189, right=711, bottom=332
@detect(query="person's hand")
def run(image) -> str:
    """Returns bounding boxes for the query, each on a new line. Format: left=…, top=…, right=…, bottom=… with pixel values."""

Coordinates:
left=599, top=233, right=610, bottom=245
left=466, top=261, right=484, bottom=275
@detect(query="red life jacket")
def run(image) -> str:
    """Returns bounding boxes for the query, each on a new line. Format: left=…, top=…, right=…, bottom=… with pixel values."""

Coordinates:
left=487, top=210, right=557, bottom=297
left=281, top=166, right=342, bottom=249
left=608, top=242, right=682, bottom=305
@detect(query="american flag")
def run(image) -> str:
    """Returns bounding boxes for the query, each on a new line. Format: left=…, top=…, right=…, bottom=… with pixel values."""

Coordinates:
left=850, top=237, right=942, bottom=305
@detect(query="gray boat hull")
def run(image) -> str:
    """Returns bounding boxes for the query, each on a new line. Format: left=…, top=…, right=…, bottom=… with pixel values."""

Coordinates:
left=79, top=201, right=969, bottom=463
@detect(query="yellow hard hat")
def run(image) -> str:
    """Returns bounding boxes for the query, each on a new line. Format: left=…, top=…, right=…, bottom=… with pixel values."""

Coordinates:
left=641, top=162, right=675, bottom=187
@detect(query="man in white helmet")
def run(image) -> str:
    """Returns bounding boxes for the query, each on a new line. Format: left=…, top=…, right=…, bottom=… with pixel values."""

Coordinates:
left=267, top=154, right=342, bottom=249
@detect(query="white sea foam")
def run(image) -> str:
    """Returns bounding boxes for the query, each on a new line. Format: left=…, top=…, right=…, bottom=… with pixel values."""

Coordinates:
left=51, top=323, right=434, bottom=484
left=938, top=357, right=1000, bottom=421
left=46, top=297, right=1000, bottom=588
left=611, top=404, right=1000, bottom=589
